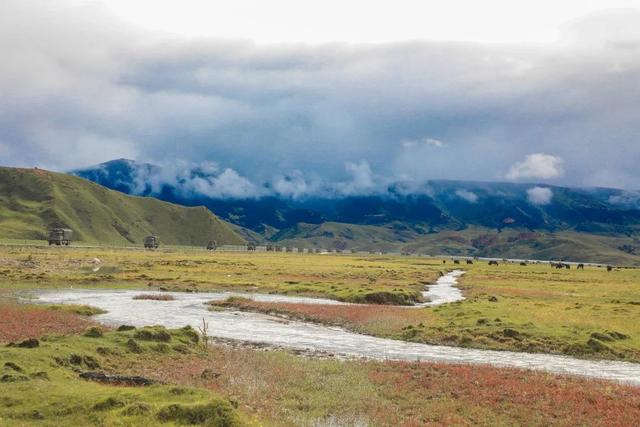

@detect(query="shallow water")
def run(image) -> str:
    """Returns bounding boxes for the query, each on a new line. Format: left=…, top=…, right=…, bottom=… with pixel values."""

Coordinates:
left=33, top=271, right=640, bottom=385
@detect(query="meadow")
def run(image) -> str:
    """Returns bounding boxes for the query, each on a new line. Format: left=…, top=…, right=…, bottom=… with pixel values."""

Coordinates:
left=1, top=244, right=640, bottom=425
left=2, top=244, right=638, bottom=361
left=1, top=303, right=640, bottom=426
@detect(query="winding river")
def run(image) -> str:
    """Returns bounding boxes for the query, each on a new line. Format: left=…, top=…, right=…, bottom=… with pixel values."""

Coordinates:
left=33, top=271, right=640, bottom=385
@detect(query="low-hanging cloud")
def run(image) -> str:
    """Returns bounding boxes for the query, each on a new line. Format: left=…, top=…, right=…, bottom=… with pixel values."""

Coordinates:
left=455, top=189, right=479, bottom=203
left=527, top=186, right=554, bottom=205
left=1, top=2, right=640, bottom=191
left=506, top=154, right=565, bottom=181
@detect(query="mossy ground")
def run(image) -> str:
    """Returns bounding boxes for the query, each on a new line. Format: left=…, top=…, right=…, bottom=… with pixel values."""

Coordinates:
left=0, top=324, right=246, bottom=426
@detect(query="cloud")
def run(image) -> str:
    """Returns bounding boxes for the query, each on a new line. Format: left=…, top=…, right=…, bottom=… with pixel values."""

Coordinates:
left=506, top=154, right=565, bottom=181
left=526, top=186, right=553, bottom=205
left=401, top=137, right=444, bottom=148
left=455, top=189, right=479, bottom=203
left=132, top=160, right=263, bottom=199
left=1, top=2, right=640, bottom=190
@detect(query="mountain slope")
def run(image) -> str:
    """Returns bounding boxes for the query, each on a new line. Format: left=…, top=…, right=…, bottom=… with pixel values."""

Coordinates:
left=70, top=159, right=640, bottom=263
left=0, top=167, right=245, bottom=246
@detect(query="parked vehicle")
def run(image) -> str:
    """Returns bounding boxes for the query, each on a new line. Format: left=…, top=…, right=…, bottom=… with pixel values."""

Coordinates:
left=144, top=235, right=159, bottom=249
left=48, top=228, right=73, bottom=246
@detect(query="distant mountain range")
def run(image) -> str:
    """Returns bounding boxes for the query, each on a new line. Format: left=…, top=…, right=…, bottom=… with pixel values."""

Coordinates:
left=72, top=159, right=640, bottom=263
left=0, top=167, right=244, bottom=246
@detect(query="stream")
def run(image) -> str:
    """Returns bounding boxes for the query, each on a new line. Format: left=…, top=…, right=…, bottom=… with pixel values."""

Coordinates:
left=33, top=271, right=640, bottom=385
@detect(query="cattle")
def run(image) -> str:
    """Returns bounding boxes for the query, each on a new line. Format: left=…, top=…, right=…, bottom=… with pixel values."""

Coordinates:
left=607, top=265, right=614, bottom=272
left=453, top=260, right=460, bottom=265
left=520, top=262, right=527, bottom=266
left=577, top=263, right=584, bottom=270
left=488, top=260, right=499, bottom=266
left=247, top=244, right=256, bottom=251
left=466, top=259, right=473, bottom=265
left=442, top=260, right=446, bottom=264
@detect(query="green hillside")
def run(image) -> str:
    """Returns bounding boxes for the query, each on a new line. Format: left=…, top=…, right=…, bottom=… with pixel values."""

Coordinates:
left=0, top=167, right=245, bottom=246
left=274, top=222, right=640, bottom=265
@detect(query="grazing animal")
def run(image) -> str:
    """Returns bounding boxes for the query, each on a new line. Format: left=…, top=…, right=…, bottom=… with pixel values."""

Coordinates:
left=607, top=265, right=613, bottom=272
left=247, top=244, right=256, bottom=251
left=442, top=260, right=446, bottom=264
left=453, top=260, right=460, bottom=265
left=466, top=260, right=473, bottom=265
left=520, top=262, right=527, bottom=266
left=488, top=260, right=499, bottom=266
left=577, top=263, right=584, bottom=270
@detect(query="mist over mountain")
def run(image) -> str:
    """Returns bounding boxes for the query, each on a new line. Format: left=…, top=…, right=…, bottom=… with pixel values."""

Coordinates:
left=73, top=159, right=640, bottom=243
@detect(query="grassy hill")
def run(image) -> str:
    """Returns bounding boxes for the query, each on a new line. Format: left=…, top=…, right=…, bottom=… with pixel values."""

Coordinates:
left=273, top=222, right=640, bottom=265
left=0, top=167, right=245, bottom=246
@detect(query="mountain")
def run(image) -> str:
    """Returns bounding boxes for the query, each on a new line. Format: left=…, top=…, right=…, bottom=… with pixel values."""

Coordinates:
left=71, top=159, right=640, bottom=263
left=0, top=167, right=245, bottom=246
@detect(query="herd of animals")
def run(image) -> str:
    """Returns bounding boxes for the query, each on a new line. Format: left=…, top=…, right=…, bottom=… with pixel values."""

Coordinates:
left=447, top=258, right=615, bottom=271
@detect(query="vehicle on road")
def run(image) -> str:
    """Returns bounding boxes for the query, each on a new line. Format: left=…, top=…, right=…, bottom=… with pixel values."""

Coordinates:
left=144, top=235, right=159, bottom=249
left=48, top=228, right=73, bottom=246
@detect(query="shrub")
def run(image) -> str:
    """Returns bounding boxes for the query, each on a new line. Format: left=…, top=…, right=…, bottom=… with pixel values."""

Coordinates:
left=117, top=325, right=136, bottom=331
left=83, top=326, right=104, bottom=338
left=156, top=401, right=241, bottom=426
left=122, top=402, right=151, bottom=416
left=93, top=397, right=125, bottom=411
left=126, top=338, right=143, bottom=354
left=134, top=326, right=171, bottom=342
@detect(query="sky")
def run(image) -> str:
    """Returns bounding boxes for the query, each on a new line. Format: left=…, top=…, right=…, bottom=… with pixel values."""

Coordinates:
left=1, top=0, right=640, bottom=196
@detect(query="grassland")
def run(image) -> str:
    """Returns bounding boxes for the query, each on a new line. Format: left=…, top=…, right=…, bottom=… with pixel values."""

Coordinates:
left=0, top=307, right=247, bottom=426
left=2, top=244, right=640, bottom=362
left=1, top=302, right=640, bottom=426
left=0, top=167, right=244, bottom=246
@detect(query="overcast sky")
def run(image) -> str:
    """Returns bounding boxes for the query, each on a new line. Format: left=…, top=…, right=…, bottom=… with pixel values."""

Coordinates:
left=1, top=0, right=640, bottom=192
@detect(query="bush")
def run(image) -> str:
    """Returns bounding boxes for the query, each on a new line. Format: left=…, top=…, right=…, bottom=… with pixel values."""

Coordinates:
left=134, top=326, right=171, bottom=342
left=84, top=326, right=104, bottom=338
left=126, top=338, right=143, bottom=354
left=93, top=397, right=125, bottom=411
left=122, top=402, right=151, bottom=416
left=117, top=325, right=136, bottom=331
left=157, top=401, right=241, bottom=426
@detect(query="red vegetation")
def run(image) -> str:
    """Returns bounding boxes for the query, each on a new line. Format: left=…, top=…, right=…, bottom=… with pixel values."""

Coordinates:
left=112, top=347, right=640, bottom=426
left=213, top=299, right=422, bottom=332
left=367, top=361, right=640, bottom=426
left=132, top=294, right=175, bottom=301
left=0, top=304, right=94, bottom=342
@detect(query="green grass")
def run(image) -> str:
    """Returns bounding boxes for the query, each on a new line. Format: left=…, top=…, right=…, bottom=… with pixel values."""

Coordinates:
left=0, top=167, right=245, bottom=246
left=0, top=326, right=246, bottom=426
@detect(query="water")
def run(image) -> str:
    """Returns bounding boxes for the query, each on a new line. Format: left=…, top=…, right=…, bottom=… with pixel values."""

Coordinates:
left=33, top=271, right=640, bottom=385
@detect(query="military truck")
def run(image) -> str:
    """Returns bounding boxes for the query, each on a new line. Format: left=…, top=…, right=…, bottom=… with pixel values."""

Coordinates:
left=206, top=240, right=217, bottom=250
left=144, top=235, right=159, bottom=249
left=48, top=228, right=73, bottom=246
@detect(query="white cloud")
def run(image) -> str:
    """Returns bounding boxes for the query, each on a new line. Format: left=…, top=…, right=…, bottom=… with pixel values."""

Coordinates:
left=506, top=153, right=564, bottom=180
left=455, top=189, right=478, bottom=203
left=401, top=137, right=444, bottom=148
left=526, top=186, right=553, bottom=205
